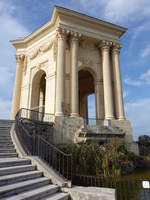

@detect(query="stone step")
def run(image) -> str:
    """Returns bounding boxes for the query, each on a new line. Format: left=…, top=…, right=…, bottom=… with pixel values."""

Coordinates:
left=0, top=158, right=31, bottom=168
left=0, top=170, right=43, bottom=186
left=0, top=165, right=36, bottom=176
left=45, top=192, right=69, bottom=200
left=0, top=126, right=10, bottom=128
left=0, top=145, right=14, bottom=149
left=0, top=136, right=11, bottom=139
left=0, top=149, right=16, bottom=153
left=0, top=120, right=14, bottom=125
left=0, top=130, right=10, bottom=136
left=0, top=153, right=17, bottom=158
left=0, top=128, right=10, bottom=131
left=0, top=132, right=10, bottom=135
left=3, top=184, right=59, bottom=200
left=0, top=142, right=13, bottom=146
left=0, top=139, right=12, bottom=143
left=0, top=177, right=50, bottom=198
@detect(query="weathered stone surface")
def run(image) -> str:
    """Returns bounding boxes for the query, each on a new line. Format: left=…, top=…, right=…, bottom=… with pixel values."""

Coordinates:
left=67, top=186, right=116, bottom=200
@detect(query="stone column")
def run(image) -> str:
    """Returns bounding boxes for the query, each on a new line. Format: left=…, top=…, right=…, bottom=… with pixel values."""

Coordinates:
left=112, top=44, right=125, bottom=120
left=70, top=32, right=81, bottom=117
left=95, top=80, right=104, bottom=119
left=100, top=41, right=114, bottom=119
left=10, top=54, right=25, bottom=120
left=55, top=28, right=67, bottom=116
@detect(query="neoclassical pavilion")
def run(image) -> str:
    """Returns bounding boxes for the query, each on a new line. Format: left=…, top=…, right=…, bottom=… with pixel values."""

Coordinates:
left=10, top=6, right=133, bottom=143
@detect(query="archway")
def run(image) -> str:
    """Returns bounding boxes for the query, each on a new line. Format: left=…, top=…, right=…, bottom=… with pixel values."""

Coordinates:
left=78, top=69, right=96, bottom=122
left=30, top=70, right=46, bottom=113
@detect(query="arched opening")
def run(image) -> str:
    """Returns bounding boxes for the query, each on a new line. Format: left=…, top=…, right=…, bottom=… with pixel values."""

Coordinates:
left=78, top=70, right=96, bottom=122
left=30, top=70, right=46, bottom=113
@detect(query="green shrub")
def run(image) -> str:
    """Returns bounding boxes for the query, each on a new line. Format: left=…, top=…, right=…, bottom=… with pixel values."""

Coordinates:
left=60, top=140, right=133, bottom=177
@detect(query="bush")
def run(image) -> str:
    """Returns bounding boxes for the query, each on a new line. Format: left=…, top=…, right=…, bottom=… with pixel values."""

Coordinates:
left=60, top=140, right=134, bottom=177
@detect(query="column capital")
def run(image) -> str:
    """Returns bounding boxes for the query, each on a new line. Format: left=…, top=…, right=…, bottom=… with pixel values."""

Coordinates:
left=70, top=31, right=82, bottom=42
left=15, top=54, right=25, bottom=63
left=99, top=40, right=112, bottom=51
left=112, top=43, right=122, bottom=54
left=56, top=27, right=69, bottom=40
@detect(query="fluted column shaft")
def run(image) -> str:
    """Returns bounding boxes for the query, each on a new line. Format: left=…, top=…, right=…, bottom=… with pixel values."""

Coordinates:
left=70, top=34, right=80, bottom=117
left=55, top=29, right=67, bottom=116
left=112, top=44, right=125, bottom=120
left=10, top=55, right=24, bottom=119
left=101, top=41, right=114, bottom=119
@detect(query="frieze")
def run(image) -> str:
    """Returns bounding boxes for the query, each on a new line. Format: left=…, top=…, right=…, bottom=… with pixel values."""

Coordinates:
left=29, top=41, right=54, bottom=60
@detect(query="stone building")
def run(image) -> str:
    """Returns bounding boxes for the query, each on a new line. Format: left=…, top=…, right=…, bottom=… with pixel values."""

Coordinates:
left=10, top=6, right=133, bottom=143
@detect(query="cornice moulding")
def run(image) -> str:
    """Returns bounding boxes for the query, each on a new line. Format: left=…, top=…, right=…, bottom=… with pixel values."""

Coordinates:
left=10, top=6, right=127, bottom=49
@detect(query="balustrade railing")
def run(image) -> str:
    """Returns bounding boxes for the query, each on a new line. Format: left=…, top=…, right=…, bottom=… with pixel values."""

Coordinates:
left=15, top=109, right=72, bottom=181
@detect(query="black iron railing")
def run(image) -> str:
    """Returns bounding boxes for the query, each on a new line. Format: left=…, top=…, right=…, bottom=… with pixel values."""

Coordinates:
left=15, top=109, right=72, bottom=181
left=18, top=108, right=54, bottom=122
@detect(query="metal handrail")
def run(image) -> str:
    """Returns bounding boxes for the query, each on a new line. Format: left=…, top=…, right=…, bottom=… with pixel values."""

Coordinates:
left=18, top=108, right=55, bottom=123
left=15, top=109, right=72, bottom=181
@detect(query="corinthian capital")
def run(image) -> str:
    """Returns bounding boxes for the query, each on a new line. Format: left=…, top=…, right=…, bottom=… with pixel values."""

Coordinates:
left=99, top=40, right=112, bottom=51
left=70, top=31, right=82, bottom=42
left=15, top=54, right=25, bottom=63
left=56, top=27, right=69, bottom=40
left=112, top=43, right=122, bottom=54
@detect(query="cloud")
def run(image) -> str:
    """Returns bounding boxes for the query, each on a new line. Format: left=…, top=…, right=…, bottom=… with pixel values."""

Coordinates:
left=140, top=69, right=150, bottom=82
left=132, top=22, right=150, bottom=40
left=124, top=69, right=150, bottom=86
left=141, top=44, right=150, bottom=58
left=104, top=0, right=150, bottom=23
left=74, top=0, right=150, bottom=23
left=123, top=91, right=128, bottom=98
left=0, top=0, right=29, bottom=119
left=125, top=98, right=150, bottom=140
left=124, top=78, right=143, bottom=86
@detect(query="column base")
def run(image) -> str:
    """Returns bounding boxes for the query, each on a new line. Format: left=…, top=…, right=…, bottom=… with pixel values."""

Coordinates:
left=117, top=117, right=126, bottom=121
left=105, top=116, right=115, bottom=120
left=55, top=112, right=64, bottom=116
left=71, top=113, right=79, bottom=117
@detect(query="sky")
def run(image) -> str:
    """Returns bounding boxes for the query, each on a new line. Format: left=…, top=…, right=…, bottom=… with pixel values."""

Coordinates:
left=0, top=0, right=150, bottom=140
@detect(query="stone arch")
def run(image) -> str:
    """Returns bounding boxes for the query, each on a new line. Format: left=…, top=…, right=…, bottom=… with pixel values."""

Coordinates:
left=78, top=68, right=96, bottom=121
left=78, top=66, right=97, bottom=82
left=30, top=69, right=46, bottom=112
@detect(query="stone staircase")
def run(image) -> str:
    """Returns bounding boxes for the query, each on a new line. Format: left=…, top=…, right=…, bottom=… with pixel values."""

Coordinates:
left=0, top=120, right=69, bottom=200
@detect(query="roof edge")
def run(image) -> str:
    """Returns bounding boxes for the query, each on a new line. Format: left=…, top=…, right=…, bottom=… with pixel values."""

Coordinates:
left=10, top=5, right=127, bottom=47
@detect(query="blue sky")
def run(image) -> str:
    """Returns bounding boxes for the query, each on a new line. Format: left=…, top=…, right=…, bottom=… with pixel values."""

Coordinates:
left=0, top=0, right=150, bottom=140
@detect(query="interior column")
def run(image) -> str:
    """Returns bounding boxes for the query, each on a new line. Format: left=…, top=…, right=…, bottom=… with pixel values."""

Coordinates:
left=70, top=32, right=80, bottom=117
